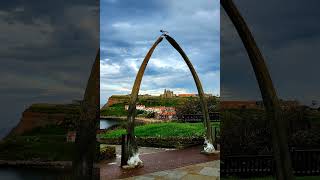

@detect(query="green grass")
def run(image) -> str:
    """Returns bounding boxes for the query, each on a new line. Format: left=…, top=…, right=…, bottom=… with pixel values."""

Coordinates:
left=0, top=125, right=73, bottom=161
left=100, top=103, right=127, bottom=116
left=28, top=103, right=80, bottom=114
left=99, top=122, right=220, bottom=138
left=0, top=135, right=74, bottom=161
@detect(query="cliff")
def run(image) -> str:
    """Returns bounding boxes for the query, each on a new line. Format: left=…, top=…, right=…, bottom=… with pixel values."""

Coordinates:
left=8, top=103, right=80, bottom=137
left=101, top=95, right=130, bottom=109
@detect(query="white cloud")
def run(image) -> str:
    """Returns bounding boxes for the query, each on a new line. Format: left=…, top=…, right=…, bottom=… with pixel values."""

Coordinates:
left=100, top=0, right=220, bottom=103
left=112, top=22, right=134, bottom=29
left=100, top=60, right=121, bottom=76
left=149, top=57, right=188, bottom=72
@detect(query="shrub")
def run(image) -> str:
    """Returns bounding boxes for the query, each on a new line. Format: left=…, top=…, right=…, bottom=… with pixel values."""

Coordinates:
left=99, top=144, right=116, bottom=161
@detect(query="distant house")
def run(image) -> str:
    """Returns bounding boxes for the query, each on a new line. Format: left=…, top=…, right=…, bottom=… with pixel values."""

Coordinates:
left=160, top=89, right=176, bottom=98
left=156, top=107, right=176, bottom=120
left=66, top=131, right=76, bottom=142
left=177, top=93, right=212, bottom=97
left=124, top=105, right=176, bottom=120
left=124, top=104, right=146, bottom=111
left=178, top=94, right=197, bottom=97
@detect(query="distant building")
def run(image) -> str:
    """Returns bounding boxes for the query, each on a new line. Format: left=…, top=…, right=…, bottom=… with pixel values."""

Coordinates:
left=139, top=94, right=152, bottom=98
left=160, top=89, right=176, bottom=98
left=156, top=107, right=176, bottom=120
left=124, top=104, right=146, bottom=111
left=66, top=131, right=76, bottom=142
left=178, top=94, right=197, bottom=97
left=124, top=105, right=176, bottom=120
left=177, top=93, right=212, bottom=97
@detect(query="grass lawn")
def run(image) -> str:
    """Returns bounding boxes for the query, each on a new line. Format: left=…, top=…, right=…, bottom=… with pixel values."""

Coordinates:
left=99, top=122, right=220, bottom=138
left=0, top=125, right=74, bottom=161
left=0, top=135, right=74, bottom=161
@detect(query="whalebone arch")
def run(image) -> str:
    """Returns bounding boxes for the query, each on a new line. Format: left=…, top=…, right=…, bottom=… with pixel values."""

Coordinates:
left=122, top=34, right=214, bottom=167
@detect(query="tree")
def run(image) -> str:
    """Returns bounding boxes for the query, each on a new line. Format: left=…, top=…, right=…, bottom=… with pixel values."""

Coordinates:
left=221, top=0, right=294, bottom=179
left=176, top=97, right=218, bottom=119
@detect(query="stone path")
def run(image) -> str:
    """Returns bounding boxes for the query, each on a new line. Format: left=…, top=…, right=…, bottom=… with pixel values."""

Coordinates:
left=120, top=160, right=220, bottom=180
left=100, top=146, right=219, bottom=180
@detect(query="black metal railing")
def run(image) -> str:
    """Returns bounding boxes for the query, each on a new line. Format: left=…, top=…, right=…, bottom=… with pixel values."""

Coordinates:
left=221, top=148, right=320, bottom=177
left=179, top=113, right=220, bottom=122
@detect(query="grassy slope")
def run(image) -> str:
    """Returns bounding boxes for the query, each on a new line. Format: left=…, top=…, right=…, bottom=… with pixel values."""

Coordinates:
left=100, top=104, right=127, bottom=116
left=101, top=96, right=194, bottom=116
left=99, top=122, right=220, bottom=138
left=0, top=104, right=79, bottom=161
left=28, top=103, right=80, bottom=114
left=0, top=125, right=74, bottom=161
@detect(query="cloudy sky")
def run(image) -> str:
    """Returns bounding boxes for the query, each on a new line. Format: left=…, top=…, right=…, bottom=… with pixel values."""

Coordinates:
left=0, top=0, right=98, bottom=138
left=100, top=0, right=220, bottom=105
left=221, top=0, right=320, bottom=106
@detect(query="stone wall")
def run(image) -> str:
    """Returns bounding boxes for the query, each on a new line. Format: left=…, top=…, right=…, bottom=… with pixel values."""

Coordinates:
left=98, top=137, right=207, bottom=149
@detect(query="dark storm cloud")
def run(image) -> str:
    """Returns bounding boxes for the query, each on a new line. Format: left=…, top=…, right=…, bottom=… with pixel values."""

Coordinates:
left=0, top=0, right=98, bottom=138
left=221, top=0, right=320, bottom=106
left=100, top=0, right=220, bottom=104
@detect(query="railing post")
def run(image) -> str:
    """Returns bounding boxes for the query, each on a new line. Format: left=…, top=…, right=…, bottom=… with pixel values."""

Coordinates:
left=212, top=126, right=218, bottom=150
left=121, top=134, right=128, bottom=167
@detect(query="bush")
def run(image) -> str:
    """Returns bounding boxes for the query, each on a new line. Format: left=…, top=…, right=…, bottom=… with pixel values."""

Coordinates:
left=220, top=109, right=320, bottom=156
left=99, top=144, right=116, bottom=161
left=176, top=96, right=218, bottom=119
left=290, top=129, right=320, bottom=148
left=100, top=104, right=127, bottom=116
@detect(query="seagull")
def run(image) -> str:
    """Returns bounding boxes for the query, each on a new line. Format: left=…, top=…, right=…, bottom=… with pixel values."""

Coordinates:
left=160, top=29, right=169, bottom=36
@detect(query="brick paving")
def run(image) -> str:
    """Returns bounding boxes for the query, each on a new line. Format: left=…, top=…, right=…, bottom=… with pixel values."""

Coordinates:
left=120, top=160, right=220, bottom=180
left=100, top=146, right=219, bottom=180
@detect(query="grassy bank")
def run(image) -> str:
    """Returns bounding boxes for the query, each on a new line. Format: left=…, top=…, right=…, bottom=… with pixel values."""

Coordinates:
left=0, top=125, right=73, bottom=161
left=101, top=96, right=199, bottom=116
left=100, top=104, right=127, bottom=116
left=99, top=122, right=220, bottom=138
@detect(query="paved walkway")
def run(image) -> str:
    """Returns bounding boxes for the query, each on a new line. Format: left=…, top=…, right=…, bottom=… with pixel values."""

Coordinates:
left=120, top=160, right=220, bottom=180
left=100, top=146, right=219, bottom=180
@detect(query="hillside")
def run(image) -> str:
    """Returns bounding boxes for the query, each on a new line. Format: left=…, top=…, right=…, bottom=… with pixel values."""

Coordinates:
left=100, top=95, right=205, bottom=117
left=0, top=103, right=81, bottom=162
left=7, top=103, right=80, bottom=137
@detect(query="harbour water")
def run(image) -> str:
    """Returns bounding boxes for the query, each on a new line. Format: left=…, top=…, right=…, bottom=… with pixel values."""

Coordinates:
left=100, top=119, right=119, bottom=130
